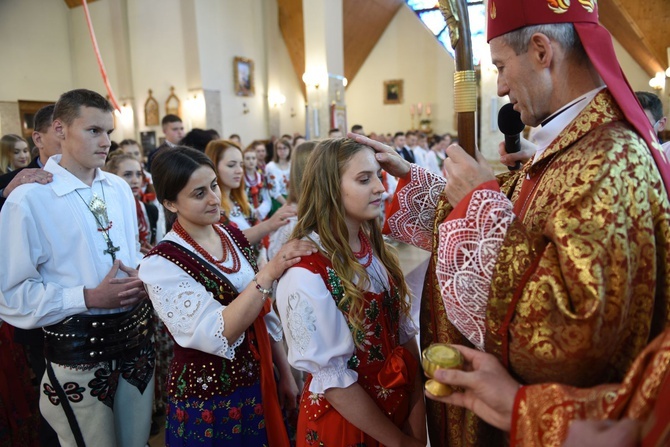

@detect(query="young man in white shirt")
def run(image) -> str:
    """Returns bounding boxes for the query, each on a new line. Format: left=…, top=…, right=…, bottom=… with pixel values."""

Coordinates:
left=0, top=89, right=155, bottom=447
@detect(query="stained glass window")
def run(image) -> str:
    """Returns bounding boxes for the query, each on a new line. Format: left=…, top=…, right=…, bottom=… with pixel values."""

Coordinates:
left=406, top=1, right=487, bottom=66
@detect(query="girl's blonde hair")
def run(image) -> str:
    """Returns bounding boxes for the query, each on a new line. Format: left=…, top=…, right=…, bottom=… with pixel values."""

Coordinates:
left=286, top=140, right=317, bottom=205
left=292, top=138, right=410, bottom=343
left=205, top=139, right=251, bottom=217
left=0, top=134, right=28, bottom=174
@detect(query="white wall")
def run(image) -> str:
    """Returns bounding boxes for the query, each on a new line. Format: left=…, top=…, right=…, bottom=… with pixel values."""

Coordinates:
left=346, top=6, right=457, bottom=136
left=0, top=0, right=72, bottom=102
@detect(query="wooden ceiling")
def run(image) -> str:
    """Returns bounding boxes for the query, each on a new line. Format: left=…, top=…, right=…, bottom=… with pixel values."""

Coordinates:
left=278, top=0, right=669, bottom=88
left=63, top=0, right=98, bottom=8
left=600, top=0, right=669, bottom=77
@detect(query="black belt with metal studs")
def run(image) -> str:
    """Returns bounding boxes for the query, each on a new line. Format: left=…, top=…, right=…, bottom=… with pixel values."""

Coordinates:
left=43, top=300, right=154, bottom=365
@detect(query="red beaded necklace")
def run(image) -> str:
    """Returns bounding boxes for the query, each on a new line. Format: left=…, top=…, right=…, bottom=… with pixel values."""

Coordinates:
left=173, top=220, right=241, bottom=273
left=352, top=230, right=373, bottom=268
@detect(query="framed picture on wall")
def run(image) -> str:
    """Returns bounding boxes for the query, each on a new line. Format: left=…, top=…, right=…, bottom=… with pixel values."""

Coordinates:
left=330, top=104, right=347, bottom=135
left=234, top=56, right=255, bottom=97
left=383, top=79, right=403, bottom=104
left=18, top=100, right=55, bottom=144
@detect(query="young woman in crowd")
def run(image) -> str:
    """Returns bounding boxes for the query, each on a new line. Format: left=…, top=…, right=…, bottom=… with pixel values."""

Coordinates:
left=139, top=146, right=316, bottom=446
left=276, top=138, right=426, bottom=447
left=251, top=140, right=268, bottom=174
left=242, top=145, right=271, bottom=222
left=0, top=134, right=31, bottom=174
left=264, top=138, right=291, bottom=216
left=205, top=139, right=294, bottom=242
left=103, top=152, right=159, bottom=252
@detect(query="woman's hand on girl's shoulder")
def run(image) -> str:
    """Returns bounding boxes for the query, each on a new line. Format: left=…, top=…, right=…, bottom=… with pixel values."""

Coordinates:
left=264, top=238, right=318, bottom=280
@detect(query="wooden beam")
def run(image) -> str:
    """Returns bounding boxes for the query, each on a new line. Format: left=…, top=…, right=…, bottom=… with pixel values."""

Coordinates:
left=343, top=0, right=404, bottom=85
left=277, top=0, right=306, bottom=98
left=63, top=0, right=99, bottom=8
left=599, top=0, right=664, bottom=76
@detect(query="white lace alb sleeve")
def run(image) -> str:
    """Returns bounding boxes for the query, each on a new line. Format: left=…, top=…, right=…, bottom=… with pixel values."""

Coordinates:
left=436, top=189, right=514, bottom=350
left=276, top=267, right=358, bottom=394
left=386, top=164, right=447, bottom=251
left=139, top=253, right=244, bottom=359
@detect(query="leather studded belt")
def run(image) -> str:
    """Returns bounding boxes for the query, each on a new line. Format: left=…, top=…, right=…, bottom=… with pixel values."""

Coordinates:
left=43, top=300, right=154, bottom=365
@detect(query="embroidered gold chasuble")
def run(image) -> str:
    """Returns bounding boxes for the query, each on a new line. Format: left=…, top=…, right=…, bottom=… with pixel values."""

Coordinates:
left=388, top=91, right=670, bottom=446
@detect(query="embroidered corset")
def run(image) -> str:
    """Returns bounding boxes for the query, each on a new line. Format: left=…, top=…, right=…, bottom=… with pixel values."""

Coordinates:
left=146, top=225, right=262, bottom=400
left=295, top=253, right=417, bottom=423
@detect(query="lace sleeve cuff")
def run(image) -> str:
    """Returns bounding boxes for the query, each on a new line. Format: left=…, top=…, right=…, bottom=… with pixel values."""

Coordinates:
left=386, top=164, right=446, bottom=250
left=308, top=364, right=358, bottom=394
left=215, top=310, right=245, bottom=359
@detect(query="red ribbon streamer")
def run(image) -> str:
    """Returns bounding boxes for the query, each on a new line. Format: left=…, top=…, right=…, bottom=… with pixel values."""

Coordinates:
left=81, top=0, right=121, bottom=112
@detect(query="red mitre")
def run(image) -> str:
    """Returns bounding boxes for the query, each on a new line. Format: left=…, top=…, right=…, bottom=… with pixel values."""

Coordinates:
left=487, top=0, right=670, bottom=195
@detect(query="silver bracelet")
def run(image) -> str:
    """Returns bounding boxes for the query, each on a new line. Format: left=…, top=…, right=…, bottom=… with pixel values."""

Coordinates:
left=252, top=276, right=272, bottom=300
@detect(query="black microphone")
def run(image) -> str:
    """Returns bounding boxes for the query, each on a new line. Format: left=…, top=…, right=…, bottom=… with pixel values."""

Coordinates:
left=498, top=103, right=525, bottom=171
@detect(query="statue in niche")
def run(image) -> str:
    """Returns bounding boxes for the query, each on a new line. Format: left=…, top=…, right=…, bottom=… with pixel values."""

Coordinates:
left=165, top=86, right=181, bottom=117
left=144, top=89, right=159, bottom=126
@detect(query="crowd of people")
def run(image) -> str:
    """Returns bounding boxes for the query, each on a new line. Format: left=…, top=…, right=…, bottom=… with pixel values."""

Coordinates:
left=1, top=1, right=670, bottom=446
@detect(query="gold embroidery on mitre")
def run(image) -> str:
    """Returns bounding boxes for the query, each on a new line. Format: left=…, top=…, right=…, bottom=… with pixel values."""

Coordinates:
left=490, top=1, right=497, bottom=19
left=547, top=0, right=570, bottom=14
left=578, top=0, right=595, bottom=13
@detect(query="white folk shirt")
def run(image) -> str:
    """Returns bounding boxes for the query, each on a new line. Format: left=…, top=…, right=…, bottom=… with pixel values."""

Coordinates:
left=265, top=161, right=290, bottom=199
left=0, top=155, right=140, bottom=329
left=276, top=232, right=419, bottom=394
left=138, top=229, right=283, bottom=359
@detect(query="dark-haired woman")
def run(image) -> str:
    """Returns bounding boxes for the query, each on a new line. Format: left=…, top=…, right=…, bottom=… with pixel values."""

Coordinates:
left=139, top=146, right=316, bottom=446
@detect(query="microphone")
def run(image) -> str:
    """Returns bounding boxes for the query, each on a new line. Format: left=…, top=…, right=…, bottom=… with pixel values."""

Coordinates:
left=498, top=103, right=525, bottom=171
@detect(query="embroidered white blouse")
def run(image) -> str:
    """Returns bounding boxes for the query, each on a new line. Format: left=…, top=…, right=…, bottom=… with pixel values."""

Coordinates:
left=138, top=229, right=283, bottom=360
left=276, top=233, right=419, bottom=394
left=264, top=161, right=290, bottom=199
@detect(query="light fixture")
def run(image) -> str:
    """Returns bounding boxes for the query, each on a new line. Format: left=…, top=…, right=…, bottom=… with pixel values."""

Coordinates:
left=268, top=91, right=286, bottom=108
left=302, top=70, right=329, bottom=90
left=649, top=72, right=665, bottom=91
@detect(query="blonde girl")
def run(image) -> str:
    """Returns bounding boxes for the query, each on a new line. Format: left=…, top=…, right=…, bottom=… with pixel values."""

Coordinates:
left=276, top=138, right=426, bottom=447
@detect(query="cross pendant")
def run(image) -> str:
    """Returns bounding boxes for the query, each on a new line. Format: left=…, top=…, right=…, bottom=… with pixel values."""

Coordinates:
left=104, top=239, right=121, bottom=261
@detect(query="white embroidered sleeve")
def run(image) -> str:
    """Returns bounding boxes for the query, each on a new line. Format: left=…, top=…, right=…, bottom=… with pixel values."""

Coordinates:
left=386, top=164, right=447, bottom=251
left=263, top=306, right=283, bottom=342
left=256, top=187, right=272, bottom=220
left=139, top=254, right=244, bottom=359
left=436, top=189, right=514, bottom=350
left=276, top=267, right=358, bottom=394
left=399, top=296, right=419, bottom=345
